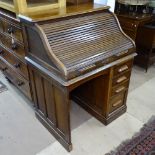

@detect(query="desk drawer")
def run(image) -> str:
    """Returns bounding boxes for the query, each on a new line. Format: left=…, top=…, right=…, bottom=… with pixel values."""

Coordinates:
left=112, top=71, right=131, bottom=87
left=111, top=81, right=129, bottom=97
left=118, top=18, right=137, bottom=31
left=3, top=20, right=23, bottom=42
left=0, top=47, right=28, bottom=79
left=0, top=59, right=31, bottom=99
left=114, top=60, right=133, bottom=76
left=0, top=33, right=25, bottom=59
left=109, top=92, right=126, bottom=113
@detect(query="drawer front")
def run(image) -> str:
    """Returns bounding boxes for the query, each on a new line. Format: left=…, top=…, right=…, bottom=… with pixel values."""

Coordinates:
left=3, top=20, right=23, bottom=42
left=0, top=59, right=31, bottom=99
left=0, top=47, right=28, bottom=79
left=111, top=81, right=129, bottom=97
left=112, top=71, right=131, bottom=87
left=109, top=92, right=126, bottom=113
left=118, top=18, right=138, bottom=31
left=114, top=60, right=133, bottom=76
left=0, top=33, right=25, bottom=59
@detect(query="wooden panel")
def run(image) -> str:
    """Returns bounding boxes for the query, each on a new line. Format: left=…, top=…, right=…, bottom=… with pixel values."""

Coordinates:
left=72, top=71, right=110, bottom=117
left=43, top=79, right=56, bottom=125
left=34, top=73, right=47, bottom=116
left=54, top=86, right=70, bottom=136
left=0, top=46, right=28, bottom=79
left=28, top=67, right=72, bottom=151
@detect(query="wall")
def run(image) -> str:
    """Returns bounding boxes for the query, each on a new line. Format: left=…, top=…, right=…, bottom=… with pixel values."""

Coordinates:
left=94, top=0, right=116, bottom=12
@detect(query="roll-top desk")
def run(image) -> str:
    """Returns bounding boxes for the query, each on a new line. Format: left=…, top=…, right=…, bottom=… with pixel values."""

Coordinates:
left=19, top=6, right=136, bottom=151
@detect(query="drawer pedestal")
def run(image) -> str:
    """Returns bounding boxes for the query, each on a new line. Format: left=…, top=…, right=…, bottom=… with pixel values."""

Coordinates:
left=0, top=11, right=32, bottom=100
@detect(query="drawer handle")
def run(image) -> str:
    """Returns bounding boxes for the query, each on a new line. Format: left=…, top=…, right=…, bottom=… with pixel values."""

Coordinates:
left=118, top=65, right=129, bottom=73
left=11, top=43, right=18, bottom=50
left=17, top=81, right=24, bottom=86
left=116, top=76, right=127, bottom=83
left=7, top=27, right=14, bottom=34
left=14, top=63, right=20, bottom=68
left=2, top=67, right=7, bottom=71
left=112, top=100, right=122, bottom=107
left=115, top=86, right=126, bottom=93
left=0, top=50, right=4, bottom=55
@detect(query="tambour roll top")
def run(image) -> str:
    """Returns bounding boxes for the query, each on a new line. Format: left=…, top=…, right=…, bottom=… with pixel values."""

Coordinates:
left=20, top=8, right=135, bottom=81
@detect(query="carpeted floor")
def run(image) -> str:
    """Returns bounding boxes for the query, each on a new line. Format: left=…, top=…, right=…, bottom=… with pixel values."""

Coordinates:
left=107, top=116, right=155, bottom=155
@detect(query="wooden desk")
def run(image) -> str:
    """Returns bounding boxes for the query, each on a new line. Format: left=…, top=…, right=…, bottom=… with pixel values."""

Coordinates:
left=20, top=6, right=136, bottom=151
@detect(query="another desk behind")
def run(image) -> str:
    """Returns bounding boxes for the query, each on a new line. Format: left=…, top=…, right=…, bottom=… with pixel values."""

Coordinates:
left=136, top=21, right=155, bottom=71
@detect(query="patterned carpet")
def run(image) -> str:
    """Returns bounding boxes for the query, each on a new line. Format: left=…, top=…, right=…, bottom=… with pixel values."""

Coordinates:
left=107, top=116, right=155, bottom=155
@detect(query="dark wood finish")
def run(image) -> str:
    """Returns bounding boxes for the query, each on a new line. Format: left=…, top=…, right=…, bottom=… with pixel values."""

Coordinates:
left=67, top=0, right=92, bottom=5
left=117, top=14, right=152, bottom=41
left=0, top=45, right=28, bottom=79
left=135, top=22, right=155, bottom=71
left=20, top=7, right=136, bottom=152
left=116, top=13, right=155, bottom=71
left=0, top=57, right=31, bottom=99
left=0, top=10, right=32, bottom=100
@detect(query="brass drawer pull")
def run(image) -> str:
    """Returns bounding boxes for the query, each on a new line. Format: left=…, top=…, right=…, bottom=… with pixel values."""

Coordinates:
left=116, top=76, right=127, bottom=83
left=112, top=100, right=122, bottom=107
left=115, top=86, right=125, bottom=93
left=118, top=65, right=128, bottom=73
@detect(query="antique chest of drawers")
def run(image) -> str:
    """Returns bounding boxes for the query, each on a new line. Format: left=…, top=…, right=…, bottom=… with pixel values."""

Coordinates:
left=117, top=14, right=152, bottom=41
left=0, top=10, right=31, bottom=100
